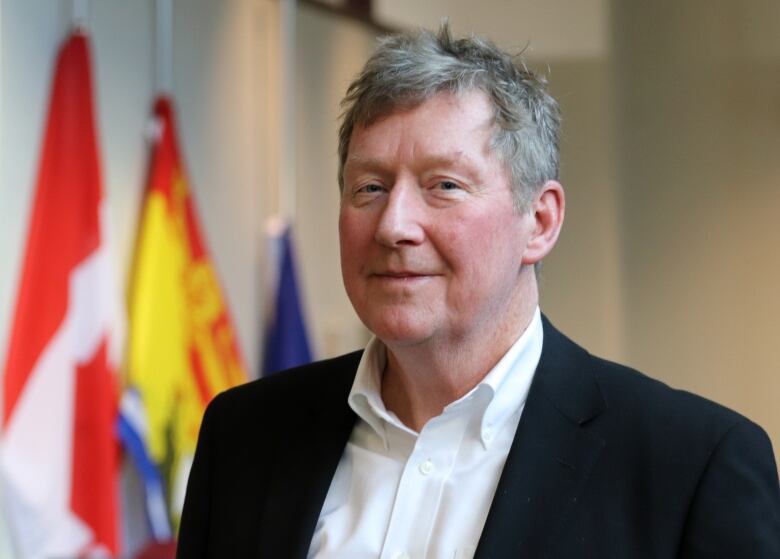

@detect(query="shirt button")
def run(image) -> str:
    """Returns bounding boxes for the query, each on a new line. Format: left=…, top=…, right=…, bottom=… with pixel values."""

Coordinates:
left=419, top=459, right=434, bottom=475
left=483, top=427, right=493, bottom=441
left=394, top=553, right=410, bottom=559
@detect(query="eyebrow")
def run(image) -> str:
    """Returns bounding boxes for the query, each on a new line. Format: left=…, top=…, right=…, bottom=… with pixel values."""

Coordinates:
left=343, top=155, right=388, bottom=172
left=344, top=151, right=485, bottom=183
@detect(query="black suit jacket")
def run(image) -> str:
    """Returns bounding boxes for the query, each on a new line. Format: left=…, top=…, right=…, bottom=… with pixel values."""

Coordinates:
left=177, top=317, right=780, bottom=558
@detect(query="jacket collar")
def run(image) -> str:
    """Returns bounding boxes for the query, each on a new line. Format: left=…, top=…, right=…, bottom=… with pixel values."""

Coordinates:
left=475, top=315, right=607, bottom=558
left=257, top=352, right=361, bottom=559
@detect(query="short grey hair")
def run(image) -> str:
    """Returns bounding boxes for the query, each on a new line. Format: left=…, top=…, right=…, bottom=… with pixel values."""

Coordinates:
left=338, top=24, right=561, bottom=211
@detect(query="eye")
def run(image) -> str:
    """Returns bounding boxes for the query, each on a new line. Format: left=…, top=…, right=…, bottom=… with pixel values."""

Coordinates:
left=356, top=183, right=386, bottom=194
left=348, top=182, right=387, bottom=206
left=438, top=181, right=460, bottom=190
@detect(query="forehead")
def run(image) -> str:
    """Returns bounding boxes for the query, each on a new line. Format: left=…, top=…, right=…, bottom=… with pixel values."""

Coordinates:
left=346, top=91, right=498, bottom=167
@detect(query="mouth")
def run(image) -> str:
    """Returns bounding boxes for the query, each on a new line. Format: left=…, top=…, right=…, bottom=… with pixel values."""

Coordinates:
left=370, top=271, right=436, bottom=283
left=375, top=271, right=427, bottom=278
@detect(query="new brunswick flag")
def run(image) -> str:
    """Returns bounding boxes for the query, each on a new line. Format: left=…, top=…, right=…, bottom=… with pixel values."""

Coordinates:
left=119, top=97, right=247, bottom=540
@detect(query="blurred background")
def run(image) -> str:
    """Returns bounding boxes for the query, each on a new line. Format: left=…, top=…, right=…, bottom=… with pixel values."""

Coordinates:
left=1, top=0, right=778, bottom=556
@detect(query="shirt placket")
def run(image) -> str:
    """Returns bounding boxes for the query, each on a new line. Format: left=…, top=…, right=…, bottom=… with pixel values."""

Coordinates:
left=379, top=409, right=471, bottom=559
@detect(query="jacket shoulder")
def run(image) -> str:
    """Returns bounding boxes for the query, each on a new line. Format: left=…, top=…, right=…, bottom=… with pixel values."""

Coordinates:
left=540, top=316, right=763, bottom=451
left=582, top=351, right=779, bottom=490
left=589, top=353, right=749, bottom=434
left=205, top=350, right=363, bottom=429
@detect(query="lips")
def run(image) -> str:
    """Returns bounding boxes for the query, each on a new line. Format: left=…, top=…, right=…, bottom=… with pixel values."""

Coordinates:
left=374, top=271, right=428, bottom=278
left=368, top=270, right=440, bottom=291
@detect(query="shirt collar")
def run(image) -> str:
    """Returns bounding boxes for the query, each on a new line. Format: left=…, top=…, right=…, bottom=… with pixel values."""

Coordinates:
left=348, top=307, right=544, bottom=449
left=472, top=307, right=543, bottom=448
left=348, top=337, right=397, bottom=446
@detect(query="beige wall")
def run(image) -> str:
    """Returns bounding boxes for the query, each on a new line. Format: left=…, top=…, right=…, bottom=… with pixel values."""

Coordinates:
left=293, top=4, right=375, bottom=358
left=612, top=0, right=780, bottom=452
left=540, top=59, right=624, bottom=361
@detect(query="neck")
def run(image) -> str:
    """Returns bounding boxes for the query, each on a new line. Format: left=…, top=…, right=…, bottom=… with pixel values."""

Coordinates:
left=381, top=279, right=538, bottom=432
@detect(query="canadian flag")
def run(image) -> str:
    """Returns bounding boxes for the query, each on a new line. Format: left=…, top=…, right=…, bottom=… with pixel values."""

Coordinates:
left=1, top=32, right=121, bottom=557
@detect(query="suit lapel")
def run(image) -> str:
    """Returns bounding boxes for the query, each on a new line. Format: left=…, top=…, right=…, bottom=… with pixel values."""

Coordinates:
left=475, top=317, right=607, bottom=558
left=257, top=353, right=361, bottom=558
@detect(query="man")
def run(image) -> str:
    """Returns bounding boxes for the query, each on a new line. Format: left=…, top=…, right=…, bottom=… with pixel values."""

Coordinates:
left=177, top=26, right=780, bottom=558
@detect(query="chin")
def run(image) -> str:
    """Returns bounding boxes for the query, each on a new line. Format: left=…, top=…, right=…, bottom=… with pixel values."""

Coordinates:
left=362, top=315, right=434, bottom=348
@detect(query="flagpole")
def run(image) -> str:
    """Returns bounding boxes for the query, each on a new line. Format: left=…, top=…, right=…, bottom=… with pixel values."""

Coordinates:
left=71, top=0, right=89, bottom=32
left=279, top=0, right=297, bottom=222
left=155, top=0, right=173, bottom=95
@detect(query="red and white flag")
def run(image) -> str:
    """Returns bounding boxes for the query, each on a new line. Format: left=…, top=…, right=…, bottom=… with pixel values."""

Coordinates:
left=1, top=31, right=121, bottom=558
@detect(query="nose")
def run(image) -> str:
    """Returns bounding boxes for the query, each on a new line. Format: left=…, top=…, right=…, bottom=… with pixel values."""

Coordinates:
left=374, top=181, right=425, bottom=247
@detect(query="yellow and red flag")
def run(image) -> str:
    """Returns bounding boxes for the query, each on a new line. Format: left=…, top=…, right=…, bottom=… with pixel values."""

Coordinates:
left=119, top=96, right=247, bottom=540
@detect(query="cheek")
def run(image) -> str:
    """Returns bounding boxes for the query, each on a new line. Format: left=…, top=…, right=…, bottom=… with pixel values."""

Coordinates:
left=339, top=212, right=362, bottom=262
left=448, top=213, right=514, bottom=268
left=338, top=211, right=373, bottom=293
left=443, top=214, right=523, bottom=299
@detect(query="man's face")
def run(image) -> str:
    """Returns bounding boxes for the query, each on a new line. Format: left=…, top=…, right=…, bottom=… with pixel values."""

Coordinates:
left=339, top=91, right=537, bottom=350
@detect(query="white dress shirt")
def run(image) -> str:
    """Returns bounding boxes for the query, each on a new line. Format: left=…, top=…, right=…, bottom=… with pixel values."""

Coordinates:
left=308, top=308, right=544, bottom=559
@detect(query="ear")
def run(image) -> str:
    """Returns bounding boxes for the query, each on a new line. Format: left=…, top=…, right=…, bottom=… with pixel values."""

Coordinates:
left=521, top=180, right=565, bottom=265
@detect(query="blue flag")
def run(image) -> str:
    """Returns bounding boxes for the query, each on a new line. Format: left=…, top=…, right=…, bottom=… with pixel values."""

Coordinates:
left=263, top=224, right=313, bottom=374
